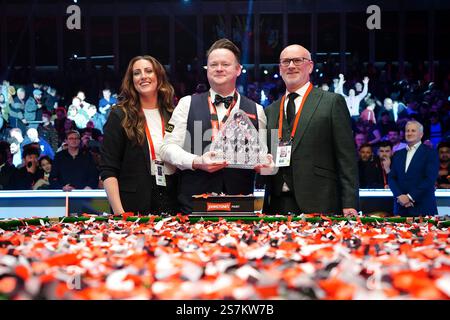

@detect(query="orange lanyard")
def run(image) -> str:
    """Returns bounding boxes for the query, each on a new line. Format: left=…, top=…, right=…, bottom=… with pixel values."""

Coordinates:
left=380, top=159, right=388, bottom=187
left=144, top=112, right=165, bottom=161
left=278, top=83, right=313, bottom=141
left=208, top=91, right=238, bottom=141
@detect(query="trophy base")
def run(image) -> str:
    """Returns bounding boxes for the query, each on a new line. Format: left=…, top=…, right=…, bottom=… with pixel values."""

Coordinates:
left=225, top=164, right=257, bottom=169
left=191, top=194, right=256, bottom=215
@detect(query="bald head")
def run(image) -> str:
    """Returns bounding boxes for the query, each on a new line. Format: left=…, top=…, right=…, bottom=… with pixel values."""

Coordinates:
left=280, top=45, right=312, bottom=61
left=279, top=44, right=314, bottom=92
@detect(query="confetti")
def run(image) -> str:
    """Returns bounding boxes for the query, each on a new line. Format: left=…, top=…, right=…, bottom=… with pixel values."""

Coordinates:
left=0, top=216, right=448, bottom=299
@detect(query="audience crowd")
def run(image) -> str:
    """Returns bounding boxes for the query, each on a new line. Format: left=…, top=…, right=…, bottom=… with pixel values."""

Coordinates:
left=1, top=61, right=449, bottom=192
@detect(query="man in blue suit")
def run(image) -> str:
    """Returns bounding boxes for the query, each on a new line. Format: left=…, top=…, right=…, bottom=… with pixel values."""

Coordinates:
left=388, top=120, right=439, bottom=216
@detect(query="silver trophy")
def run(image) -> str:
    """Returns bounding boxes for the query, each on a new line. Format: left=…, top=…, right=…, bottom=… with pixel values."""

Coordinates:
left=210, top=110, right=267, bottom=169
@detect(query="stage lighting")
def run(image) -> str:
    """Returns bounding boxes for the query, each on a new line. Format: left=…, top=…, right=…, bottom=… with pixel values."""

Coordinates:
left=242, top=69, right=247, bottom=74
left=263, top=70, right=268, bottom=75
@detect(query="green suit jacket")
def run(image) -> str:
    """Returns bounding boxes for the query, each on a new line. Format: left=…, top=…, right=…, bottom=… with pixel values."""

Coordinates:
left=265, top=87, right=359, bottom=214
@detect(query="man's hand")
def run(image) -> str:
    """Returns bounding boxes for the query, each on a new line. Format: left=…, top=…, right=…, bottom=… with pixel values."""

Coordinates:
left=254, top=154, right=277, bottom=175
left=381, top=157, right=391, bottom=173
left=363, top=76, right=369, bottom=84
left=343, top=208, right=358, bottom=217
left=62, top=184, right=75, bottom=192
left=397, top=194, right=411, bottom=207
left=192, top=151, right=228, bottom=173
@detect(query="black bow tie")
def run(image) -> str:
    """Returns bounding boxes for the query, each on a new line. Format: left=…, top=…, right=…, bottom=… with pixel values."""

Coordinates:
left=214, top=94, right=234, bottom=109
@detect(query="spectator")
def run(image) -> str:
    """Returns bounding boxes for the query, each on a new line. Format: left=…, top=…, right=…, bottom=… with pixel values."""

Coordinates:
left=355, top=119, right=381, bottom=147
left=23, top=127, right=55, bottom=160
left=98, top=88, right=117, bottom=117
left=0, top=141, right=16, bottom=190
left=9, top=127, right=25, bottom=150
left=320, top=83, right=330, bottom=92
left=354, top=133, right=367, bottom=152
left=43, top=87, right=58, bottom=110
left=427, top=112, right=445, bottom=148
left=437, top=141, right=450, bottom=189
left=388, top=120, right=439, bottom=216
left=336, top=74, right=369, bottom=120
left=8, top=137, right=22, bottom=168
left=377, top=111, right=397, bottom=139
left=355, top=81, right=364, bottom=95
left=388, top=128, right=407, bottom=153
left=68, top=103, right=89, bottom=129
left=9, top=87, right=27, bottom=131
left=378, top=98, right=407, bottom=123
left=53, top=107, right=73, bottom=145
left=49, top=130, right=98, bottom=191
left=358, top=143, right=385, bottom=188
left=0, top=94, right=6, bottom=136
left=80, top=120, right=102, bottom=141
left=330, top=77, right=339, bottom=93
left=77, top=91, right=94, bottom=110
left=0, top=93, right=9, bottom=123
left=32, top=155, right=52, bottom=190
left=377, top=140, right=393, bottom=188
left=360, top=99, right=377, bottom=125
left=418, top=102, right=430, bottom=124
left=405, top=100, right=420, bottom=118
left=10, top=145, right=43, bottom=190
left=63, top=117, right=77, bottom=134
left=85, top=104, right=106, bottom=133
left=24, top=89, right=44, bottom=128
left=37, top=110, right=59, bottom=152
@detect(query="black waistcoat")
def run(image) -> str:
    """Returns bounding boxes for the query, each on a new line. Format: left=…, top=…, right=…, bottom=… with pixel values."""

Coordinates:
left=178, top=92, right=259, bottom=213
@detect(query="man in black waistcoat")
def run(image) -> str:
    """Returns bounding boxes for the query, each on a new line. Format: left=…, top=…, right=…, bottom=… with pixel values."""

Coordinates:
left=264, top=44, right=359, bottom=216
left=160, top=39, right=273, bottom=213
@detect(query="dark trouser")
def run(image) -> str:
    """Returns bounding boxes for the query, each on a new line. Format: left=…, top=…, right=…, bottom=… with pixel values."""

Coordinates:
left=149, top=174, right=179, bottom=215
left=268, top=192, right=301, bottom=215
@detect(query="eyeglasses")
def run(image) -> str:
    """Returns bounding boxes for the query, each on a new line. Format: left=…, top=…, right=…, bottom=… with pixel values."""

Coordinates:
left=279, top=57, right=311, bottom=67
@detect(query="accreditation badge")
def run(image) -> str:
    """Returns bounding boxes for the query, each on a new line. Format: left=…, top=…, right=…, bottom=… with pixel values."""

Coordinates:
left=154, top=160, right=167, bottom=187
left=275, top=141, right=292, bottom=167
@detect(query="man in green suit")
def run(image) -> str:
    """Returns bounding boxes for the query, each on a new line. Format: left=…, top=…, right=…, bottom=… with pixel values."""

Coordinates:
left=264, top=44, right=359, bottom=216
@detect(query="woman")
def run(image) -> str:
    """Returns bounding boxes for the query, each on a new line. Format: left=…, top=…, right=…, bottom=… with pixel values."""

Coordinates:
left=100, top=56, right=178, bottom=215
left=33, top=156, right=52, bottom=190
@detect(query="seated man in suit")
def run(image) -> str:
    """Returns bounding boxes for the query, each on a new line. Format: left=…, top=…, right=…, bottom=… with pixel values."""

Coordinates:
left=388, top=120, right=439, bottom=216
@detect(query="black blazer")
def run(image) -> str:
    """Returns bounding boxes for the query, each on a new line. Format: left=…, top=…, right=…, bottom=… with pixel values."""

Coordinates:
left=100, top=107, right=177, bottom=214
left=265, top=87, right=359, bottom=214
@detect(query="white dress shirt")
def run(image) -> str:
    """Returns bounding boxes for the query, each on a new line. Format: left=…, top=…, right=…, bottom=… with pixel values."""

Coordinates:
left=283, top=81, right=311, bottom=118
left=143, top=108, right=176, bottom=175
left=160, top=89, right=267, bottom=171
left=405, top=141, right=421, bottom=173
left=393, top=142, right=407, bottom=153
left=281, top=82, right=311, bottom=192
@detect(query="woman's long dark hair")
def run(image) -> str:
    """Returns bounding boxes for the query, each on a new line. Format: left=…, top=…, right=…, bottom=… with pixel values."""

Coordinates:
left=116, top=55, right=175, bottom=146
